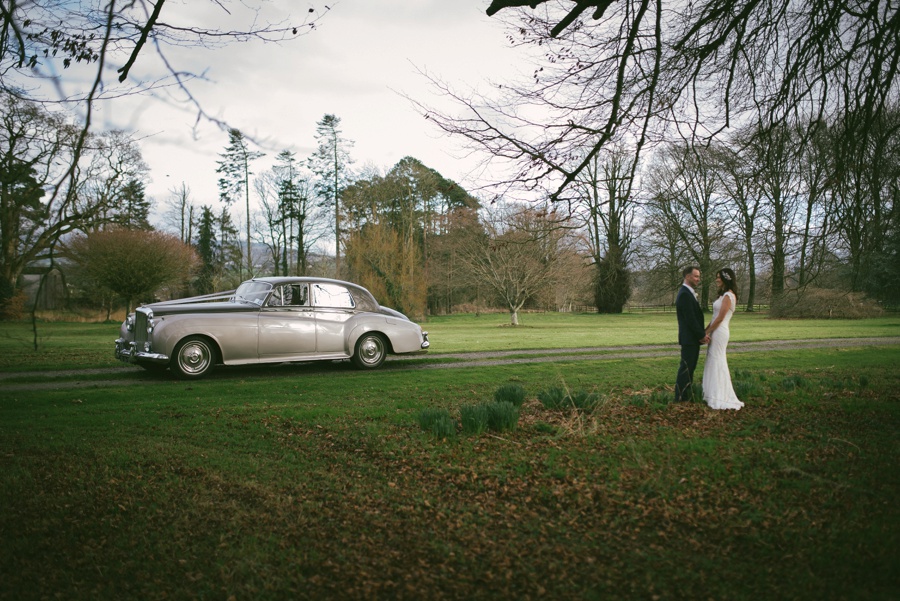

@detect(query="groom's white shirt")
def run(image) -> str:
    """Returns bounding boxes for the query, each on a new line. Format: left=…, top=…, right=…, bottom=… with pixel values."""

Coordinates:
left=683, top=283, right=698, bottom=302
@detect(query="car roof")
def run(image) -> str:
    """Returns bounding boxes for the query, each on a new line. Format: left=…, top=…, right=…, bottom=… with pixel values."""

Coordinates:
left=247, top=277, right=376, bottom=299
left=248, top=276, right=351, bottom=286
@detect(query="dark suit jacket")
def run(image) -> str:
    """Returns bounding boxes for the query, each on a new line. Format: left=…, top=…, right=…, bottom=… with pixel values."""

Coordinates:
left=676, top=285, right=705, bottom=346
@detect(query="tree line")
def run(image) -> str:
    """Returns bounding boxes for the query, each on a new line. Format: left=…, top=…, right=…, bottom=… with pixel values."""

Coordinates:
left=2, top=91, right=895, bottom=324
left=2, top=1, right=896, bottom=322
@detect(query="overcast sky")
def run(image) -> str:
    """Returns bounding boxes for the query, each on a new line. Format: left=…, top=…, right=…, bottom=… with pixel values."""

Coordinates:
left=89, top=1, right=522, bottom=225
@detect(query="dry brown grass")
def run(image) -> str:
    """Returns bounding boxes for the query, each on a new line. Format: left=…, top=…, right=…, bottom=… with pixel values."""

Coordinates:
left=770, top=287, right=884, bottom=319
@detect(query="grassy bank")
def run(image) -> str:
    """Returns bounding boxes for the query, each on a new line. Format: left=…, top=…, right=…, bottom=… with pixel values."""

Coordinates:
left=1, top=339, right=898, bottom=599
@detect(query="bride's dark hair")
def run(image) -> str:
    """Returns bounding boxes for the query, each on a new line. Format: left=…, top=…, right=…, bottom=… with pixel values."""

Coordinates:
left=717, top=268, right=738, bottom=297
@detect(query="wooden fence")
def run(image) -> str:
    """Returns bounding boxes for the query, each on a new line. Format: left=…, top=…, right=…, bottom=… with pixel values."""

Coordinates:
left=562, top=304, right=771, bottom=314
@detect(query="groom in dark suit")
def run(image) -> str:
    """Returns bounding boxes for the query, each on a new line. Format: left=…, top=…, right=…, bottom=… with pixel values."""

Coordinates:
left=675, top=266, right=709, bottom=402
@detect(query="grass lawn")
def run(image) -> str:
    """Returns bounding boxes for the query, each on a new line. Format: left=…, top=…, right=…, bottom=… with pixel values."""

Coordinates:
left=1, top=312, right=899, bottom=370
left=0, top=317, right=898, bottom=599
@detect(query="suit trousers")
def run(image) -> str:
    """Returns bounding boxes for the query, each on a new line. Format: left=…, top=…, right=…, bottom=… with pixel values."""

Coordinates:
left=675, top=344, right=700, bottom=402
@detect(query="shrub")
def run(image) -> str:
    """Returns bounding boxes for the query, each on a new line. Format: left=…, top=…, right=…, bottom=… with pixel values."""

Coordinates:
left=418, top=408, right=456, bottom=438
left=486, top=401, right=519, bottom=432
left=537, top=386, right=602, bottom=411
left=568, top=390, right=601, bottom=410
left=460, top=404, right=490, bottom=435
left=0, top=288, right=27, bottom=321
left=781, top=374, right=808, bottom=391
left=627, top=395, right=648, bottom=407
left=537, top=387, right=568, bottom=410
left=734, top=379, right=765, bottom=399
left=647, top=389, right=670, bottom=406
left=630, top=389, right=669, bottom=408
left=494, top=383, right=527, bottom=407
left=693, top=383, right=703, bottom=402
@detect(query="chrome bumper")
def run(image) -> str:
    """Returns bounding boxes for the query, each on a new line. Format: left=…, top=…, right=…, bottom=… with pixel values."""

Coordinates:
left=115, top=338, right=170, bottom=365
left=421, top=331, right=430, bottom=349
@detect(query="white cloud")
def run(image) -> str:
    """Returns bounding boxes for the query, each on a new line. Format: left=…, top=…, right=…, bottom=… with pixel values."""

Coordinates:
left=96, top=1, right=520, bottom=217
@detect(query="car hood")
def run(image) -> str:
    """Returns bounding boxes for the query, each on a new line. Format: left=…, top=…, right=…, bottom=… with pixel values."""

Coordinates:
left=137, top=301, right=410, bottom=320
left=142, top=301, right=257, bottom=316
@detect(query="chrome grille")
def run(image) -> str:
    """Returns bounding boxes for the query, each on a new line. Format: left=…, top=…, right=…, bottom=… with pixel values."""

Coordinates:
left=134, top=309, right=149, bottom=347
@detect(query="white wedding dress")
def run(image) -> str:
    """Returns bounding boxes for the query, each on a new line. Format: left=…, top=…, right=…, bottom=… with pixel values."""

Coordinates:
left=702, top=291, right=744, bottom=410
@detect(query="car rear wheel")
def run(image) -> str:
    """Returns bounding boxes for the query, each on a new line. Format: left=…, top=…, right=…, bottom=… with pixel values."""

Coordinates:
left=352, top=333, right=386, bottom=370
left=172, top=336, right=217, bottom=379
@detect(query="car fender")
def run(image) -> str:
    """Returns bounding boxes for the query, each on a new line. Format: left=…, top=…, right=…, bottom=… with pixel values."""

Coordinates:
left=346, top=318, right=389, bottom=355
left=151, top=313, right=259, bottom=363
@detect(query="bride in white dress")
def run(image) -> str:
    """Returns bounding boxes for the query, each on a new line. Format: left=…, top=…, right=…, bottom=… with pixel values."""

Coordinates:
left=702, top=268, right=744, bottom=410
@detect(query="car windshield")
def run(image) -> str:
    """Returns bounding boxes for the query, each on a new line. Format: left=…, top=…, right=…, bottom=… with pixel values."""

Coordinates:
left=234, top=281, right=273, bottom=306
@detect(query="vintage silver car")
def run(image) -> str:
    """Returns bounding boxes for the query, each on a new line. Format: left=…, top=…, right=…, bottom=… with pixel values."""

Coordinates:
left=115, top=277, right=429, bottom=378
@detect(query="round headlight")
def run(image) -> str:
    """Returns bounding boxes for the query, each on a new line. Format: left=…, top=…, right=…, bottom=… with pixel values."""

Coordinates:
left=125, top=315, right=135, bottom=332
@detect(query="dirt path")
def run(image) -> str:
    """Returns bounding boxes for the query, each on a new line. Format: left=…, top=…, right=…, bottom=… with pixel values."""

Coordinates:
left=2, top=336, right=898, bottom=392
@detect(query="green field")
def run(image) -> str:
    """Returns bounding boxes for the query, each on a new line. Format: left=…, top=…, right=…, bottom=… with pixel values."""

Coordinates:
left=2, top=311, right=899, bottom=370
left=1, top=315, right=898, bottom=599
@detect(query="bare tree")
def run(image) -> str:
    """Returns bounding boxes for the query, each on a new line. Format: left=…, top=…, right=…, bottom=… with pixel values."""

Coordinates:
left=1, top=2, right=328, bottom=306
left=643, top=142, right=732, bottom=307
left=273, top=150, right=321, bottom=276
left=0, top=95, right=147, bottom=294
left=793, top=121, right=833, bottom=288
left=253, top=171, right=284, bottom=275
left=162, top=183, right=196, bottom=244
left=747, top=124, right=803, bottom=299
left=826, top=108, right=900, bottom=293
left=462, top=202, right=569, bottom=326
left=712, top=135, right=764, bottom=311
left=427, top=206, right=485, bottom=314
left=80, top=130, right=150, bottom=228
left=571, top=148, right=637, bottom=312
left=635, top=199, right=692, bottom=305
left=1, top=3, right=328, bottom=129
left=421, top=1, right=899, bottom=201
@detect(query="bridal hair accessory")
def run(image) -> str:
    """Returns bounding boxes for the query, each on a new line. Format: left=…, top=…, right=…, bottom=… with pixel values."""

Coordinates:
left=721, top=271, right=732, bottom=281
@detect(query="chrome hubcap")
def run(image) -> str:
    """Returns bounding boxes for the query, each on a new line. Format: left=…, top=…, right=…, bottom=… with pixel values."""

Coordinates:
left=180, top=342, right=210, bottom=374
left=360, top=337, right=383, bottom=364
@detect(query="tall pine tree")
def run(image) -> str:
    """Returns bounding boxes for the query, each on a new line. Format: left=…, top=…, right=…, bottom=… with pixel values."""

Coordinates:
left=216, top=129, right=263, bottom=278
left=308, top=115, right=353, bottom=277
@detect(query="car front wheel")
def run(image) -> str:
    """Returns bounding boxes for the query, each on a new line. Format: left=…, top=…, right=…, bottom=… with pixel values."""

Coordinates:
left=352, top=333, right=386, bottom=369
left=172, top=336, right=217, bottom=379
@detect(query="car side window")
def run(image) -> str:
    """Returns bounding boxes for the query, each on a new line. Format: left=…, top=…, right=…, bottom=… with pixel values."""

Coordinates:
left=267, top=284, right=310, bottom=307
left=266, top=285, right=287, bottom=306
left=290, top=284, right=309, bottom=306
left=312, top=283, right=355, bottom=308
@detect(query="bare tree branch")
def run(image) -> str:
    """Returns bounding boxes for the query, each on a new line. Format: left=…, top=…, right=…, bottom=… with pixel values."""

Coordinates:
left=423, top=0, right=900, bottom=200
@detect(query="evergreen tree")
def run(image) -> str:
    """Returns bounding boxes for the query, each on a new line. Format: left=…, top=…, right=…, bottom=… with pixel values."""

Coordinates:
left=308, top=114, right=354, bottom=277
left=217, top=207, right=242, bottom=282
left=216, top=129, right=264, bottom=278
left=194, top=206, right=219, bottom=295
left=115, top=179, right=152, bottom=230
